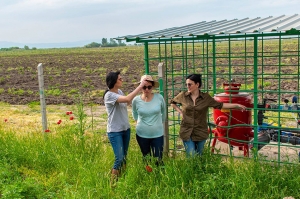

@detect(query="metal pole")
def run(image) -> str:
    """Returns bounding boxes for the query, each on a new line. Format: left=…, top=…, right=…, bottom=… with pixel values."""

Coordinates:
left=37, top=63, right=47, bottom=133
left=253, top=36, right=258, bottom=159
left=158, top=62, right=169, bottom=154
left=144, top=42, right=149, bottom=74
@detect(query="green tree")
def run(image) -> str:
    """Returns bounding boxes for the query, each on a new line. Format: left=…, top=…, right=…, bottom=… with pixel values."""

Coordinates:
left=109, top=38, right=117, bottom=45
left=118, top=40, right=126, bottom=46
left=102, top=38, right=107, bottom=46
left=100, top=38, right=126, bottom=47
left=24, top=45, right=30, bottom=50
left=84, top=42, right=101, bottom=48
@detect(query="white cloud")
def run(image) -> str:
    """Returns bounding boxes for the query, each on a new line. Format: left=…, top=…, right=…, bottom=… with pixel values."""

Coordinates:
left=258, top=0, right=300, bottom=6
left=0, top=0, right=299, bottom=43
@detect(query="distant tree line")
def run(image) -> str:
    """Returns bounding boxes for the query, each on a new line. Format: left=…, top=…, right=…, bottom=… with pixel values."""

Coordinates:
left=84, top=38, right=126, bottom=48
left=0, top=45, right=37, bottom=51
left=0, top=39, right=127, bottom=51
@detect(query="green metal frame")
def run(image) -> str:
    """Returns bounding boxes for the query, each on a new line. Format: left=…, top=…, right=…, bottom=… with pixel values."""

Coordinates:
left=127, top=29, right=300, bottom=164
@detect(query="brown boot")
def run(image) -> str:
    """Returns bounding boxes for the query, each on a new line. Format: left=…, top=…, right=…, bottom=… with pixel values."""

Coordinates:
left=120, top=164, right=126, bottom=176
left=110, top=169, right=119, bottom=188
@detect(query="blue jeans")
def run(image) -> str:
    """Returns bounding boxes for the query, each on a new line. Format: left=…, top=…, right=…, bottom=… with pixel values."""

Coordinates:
left=183, top=138, right=206, bottom=157
left=107, top=128, right=130, bottom=170
left=136, top=134, right=164, bottom=161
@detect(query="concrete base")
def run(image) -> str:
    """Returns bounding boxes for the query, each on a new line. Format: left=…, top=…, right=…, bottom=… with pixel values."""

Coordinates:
left=210, top=140, right=300, bottom=163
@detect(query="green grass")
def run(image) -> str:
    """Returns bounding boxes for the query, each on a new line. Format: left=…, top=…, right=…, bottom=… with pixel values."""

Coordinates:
left=1, top=38, right=300, bottom=197
left=1, top=122, right=300, bottom=198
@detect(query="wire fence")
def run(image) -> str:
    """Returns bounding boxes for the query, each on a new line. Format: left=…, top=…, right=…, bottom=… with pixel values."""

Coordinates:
left=143, top=34, right=300, bottom=164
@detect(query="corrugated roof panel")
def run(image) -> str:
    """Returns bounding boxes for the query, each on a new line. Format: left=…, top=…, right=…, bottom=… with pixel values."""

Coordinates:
left=115, top=14, right=300, bottom=40
left=209, top=17, right=262, bottom=34
left=209, top=17, right=259, bottom=34
left=235, top=15, right=286, bottom=33
left=276, top=15, right=300, bottom=31
left=188, top=18, right=247, bottom=34
left=258, top=15, right=299, bottom=32
left=164, top=20, right=226, bottom=36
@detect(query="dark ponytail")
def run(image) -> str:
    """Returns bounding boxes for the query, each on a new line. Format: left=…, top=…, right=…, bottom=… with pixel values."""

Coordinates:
left=186, top=74, right=202, bottom=88
left=103, top=71, right=120, bottom=99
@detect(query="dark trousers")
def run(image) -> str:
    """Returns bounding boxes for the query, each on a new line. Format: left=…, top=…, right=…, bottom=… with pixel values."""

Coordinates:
left=136, top=134, right=164, bottom=163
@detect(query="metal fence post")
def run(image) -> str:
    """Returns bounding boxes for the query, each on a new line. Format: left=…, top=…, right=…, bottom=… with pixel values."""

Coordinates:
left=158, top=62, right=169, bottom=154
left=37, top=63, right=47, bottom=133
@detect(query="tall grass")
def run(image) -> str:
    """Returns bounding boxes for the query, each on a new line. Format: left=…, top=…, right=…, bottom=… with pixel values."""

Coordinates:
left=1, top=123, right=300, bottom=198
left=1, top=102, right=300, bottom=198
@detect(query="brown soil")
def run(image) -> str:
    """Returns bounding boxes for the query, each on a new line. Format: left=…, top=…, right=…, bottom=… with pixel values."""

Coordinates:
left=0, top=44, right=299, bottom=105
left=0, top=47, right=145, bottom=105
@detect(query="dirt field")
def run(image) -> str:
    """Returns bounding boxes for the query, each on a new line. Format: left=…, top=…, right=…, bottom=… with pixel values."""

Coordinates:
left=0, top=47, right=145, bottom=105
left=1, top=44, right=299, bottom=105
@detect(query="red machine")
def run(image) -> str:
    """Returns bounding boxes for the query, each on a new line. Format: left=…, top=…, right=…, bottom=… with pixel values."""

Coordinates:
left=211, top=83, right=253, bottom=156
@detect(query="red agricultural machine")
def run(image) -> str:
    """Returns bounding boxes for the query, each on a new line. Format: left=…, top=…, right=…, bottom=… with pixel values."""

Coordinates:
left=210, top=82, right=300, bottom=157
left=211, top=83, right=253, bottom=156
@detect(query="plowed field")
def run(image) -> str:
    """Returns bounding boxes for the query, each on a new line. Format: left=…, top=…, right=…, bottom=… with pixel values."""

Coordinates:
left=0, top=47, right=145, bottom=105
left=0, top=43, right=299, bottom=105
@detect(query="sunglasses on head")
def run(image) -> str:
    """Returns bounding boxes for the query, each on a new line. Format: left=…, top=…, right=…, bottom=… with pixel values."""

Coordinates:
left=142, top=86, right=153, bottom=90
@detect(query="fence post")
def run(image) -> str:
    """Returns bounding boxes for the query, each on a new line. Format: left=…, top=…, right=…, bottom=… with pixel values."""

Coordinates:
left=158, top=62, right=169, bottom=154
left=37, top=63, right=47, bottom=132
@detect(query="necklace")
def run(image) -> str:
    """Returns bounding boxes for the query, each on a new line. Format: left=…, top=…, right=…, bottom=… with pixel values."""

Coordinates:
left=142, top=94, right=152, bottom=102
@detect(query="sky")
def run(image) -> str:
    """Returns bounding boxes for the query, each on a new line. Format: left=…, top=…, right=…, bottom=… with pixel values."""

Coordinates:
left=1, top=0, right=300, bottom=45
